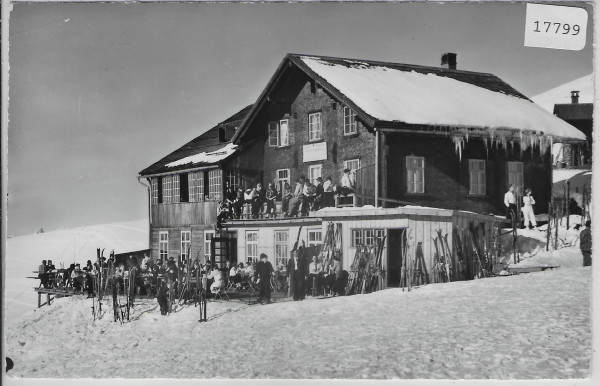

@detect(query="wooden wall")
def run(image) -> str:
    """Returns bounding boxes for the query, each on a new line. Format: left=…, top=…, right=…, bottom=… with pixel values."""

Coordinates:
left=151, top=201, right=219, bottom=228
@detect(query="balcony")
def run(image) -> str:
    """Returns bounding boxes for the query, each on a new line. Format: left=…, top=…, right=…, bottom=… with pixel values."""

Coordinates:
left=151, top=200, right=219, bottom=227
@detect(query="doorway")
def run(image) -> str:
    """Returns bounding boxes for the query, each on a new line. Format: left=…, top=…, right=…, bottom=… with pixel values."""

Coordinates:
left=387, top=228, right=406, bottom=287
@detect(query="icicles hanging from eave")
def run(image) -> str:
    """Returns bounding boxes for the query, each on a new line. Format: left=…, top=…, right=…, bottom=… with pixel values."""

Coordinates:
left=448, top=126, right=555, bottom=159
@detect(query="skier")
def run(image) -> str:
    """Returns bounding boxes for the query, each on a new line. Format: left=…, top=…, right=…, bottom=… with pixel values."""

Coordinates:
left=287, top=249, right=306, bottom=301
left=580, top=220, right=592, bottom=266
left=157, top=281, right=169, bottom=315
left=522, top=188, right=537, bottom=230
left=254, top=253, right=274, bottom=304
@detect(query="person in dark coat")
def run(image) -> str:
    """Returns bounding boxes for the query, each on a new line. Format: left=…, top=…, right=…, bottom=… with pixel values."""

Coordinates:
left=265, top=183, right=278, bottom=218
left=38, top=260, right=48, bottom=289
left=580, top=220, right=592, bottom=266
left=233, top=187, right=245, bottom=219
left=254, top=253, right=274, bottom=304
left=251, top=183, right=267, bottom=218
left=314, top=177, right=324, bottom=211
left=157, top=281, right=169, bottom=315
left=287, top=249, right=306, bottom=300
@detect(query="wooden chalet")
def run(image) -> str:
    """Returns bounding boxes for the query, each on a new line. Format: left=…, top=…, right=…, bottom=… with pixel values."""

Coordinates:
left=139, top=53, right=586, bottom=287
left=138, top=105, right=258, bottom=263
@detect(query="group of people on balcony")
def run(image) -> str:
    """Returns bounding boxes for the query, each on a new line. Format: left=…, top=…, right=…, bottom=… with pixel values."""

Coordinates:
left=217, top=168, right=355, bottom=222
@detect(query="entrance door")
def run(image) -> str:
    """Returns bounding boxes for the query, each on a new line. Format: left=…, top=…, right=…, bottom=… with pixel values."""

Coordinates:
left=211, top=235, right=237, bottom=268
left=387, top=229, right=406, bottom=287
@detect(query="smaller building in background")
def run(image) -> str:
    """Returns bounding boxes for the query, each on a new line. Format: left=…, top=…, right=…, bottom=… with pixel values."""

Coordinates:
left=552, top=90, right=593, bottom=169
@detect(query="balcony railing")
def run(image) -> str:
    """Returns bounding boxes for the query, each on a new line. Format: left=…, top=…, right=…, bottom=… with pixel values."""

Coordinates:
left=151, top=200, right=219, bottom=227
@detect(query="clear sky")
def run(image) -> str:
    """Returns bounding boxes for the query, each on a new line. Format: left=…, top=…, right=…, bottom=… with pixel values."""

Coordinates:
left=7, top=1, right=594, bottom=235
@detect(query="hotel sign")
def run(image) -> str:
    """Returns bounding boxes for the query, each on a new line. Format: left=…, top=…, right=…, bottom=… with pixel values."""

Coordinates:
left=303, top=142, right=327, bottom=163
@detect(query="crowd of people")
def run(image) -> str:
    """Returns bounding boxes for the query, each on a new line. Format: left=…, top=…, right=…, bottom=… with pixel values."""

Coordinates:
left=36, top=248, right=350, bottom=312
left=217, top=168, right=356, bottom=222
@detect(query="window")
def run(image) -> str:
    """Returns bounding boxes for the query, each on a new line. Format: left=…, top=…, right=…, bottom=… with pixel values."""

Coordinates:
left=343, top=106, right=357, bottom=135
left=181, top=231, right=191, bottom=263
left=188, top=172, right=204, bottom=202
left=308, top=112, right=322, bottom=142
left=172, top=175, right=181, bottom=203
left=307, top=229, right=322, bottom=247
left=274, top=230, right=289, bottom=268
left=344, top=159, right=360, bottom=185
left=159, top=231, right=169, bottom=261
left=279, top=119, right=289, bottom=147
left=226, top=169, right=240, bottom=191
left=204, top=230, right=214, bottom=262
left=469, top=159, right=486, bottom=195
left=246, top=231, right=259, bottom=262
left=507, top=162, right=524, bottom=193
left=276, top=169, right=290, bottom=196
left=162, top=176, right=173, bottom=204
left=406, top=156, right=425, bottom=194
left=268, top=119, right=290, bottom=147
left=352, top=229, right=385, bottom=246
left=151, top=178, right=159, bottom=205
left=308, top=164, right=322, bottom=185
left=208, top=169, right=222, bottom=200
left=352, top=230, right=363, bottom=247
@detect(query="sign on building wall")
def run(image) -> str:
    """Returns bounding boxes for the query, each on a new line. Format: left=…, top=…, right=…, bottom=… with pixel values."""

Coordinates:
left=303, top=142, right=327, bottom=163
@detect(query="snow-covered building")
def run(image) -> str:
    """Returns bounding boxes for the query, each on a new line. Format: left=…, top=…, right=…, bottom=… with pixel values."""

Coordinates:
left=138, top=105, right=255, bottom=263
left=139, top=53, right=587, bottom=284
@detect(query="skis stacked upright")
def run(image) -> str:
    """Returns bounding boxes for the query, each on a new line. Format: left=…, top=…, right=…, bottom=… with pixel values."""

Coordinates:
left=412, top=241, right=428, bottom=286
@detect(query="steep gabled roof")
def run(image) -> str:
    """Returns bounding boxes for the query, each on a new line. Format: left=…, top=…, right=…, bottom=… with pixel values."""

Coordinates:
left=139, top=105, right=252, bottom=176
left=232, top=54, right=586, bottom=144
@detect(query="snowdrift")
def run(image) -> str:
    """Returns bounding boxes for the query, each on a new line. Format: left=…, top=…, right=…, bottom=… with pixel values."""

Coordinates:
left=4, top=268, right=591, bottom=379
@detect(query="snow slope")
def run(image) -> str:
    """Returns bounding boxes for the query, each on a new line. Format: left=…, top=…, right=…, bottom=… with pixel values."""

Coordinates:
left=4, top=267, right=591, bottom=380
left=4, top=220, right=149, bottom=324
left=531, top=73, right=594, bottom=112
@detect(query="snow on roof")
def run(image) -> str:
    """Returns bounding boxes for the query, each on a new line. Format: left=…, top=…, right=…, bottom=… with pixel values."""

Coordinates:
left=165, top=143, right=238, bottom=168
left=531, top=73, right=594, bottom=112
left=553, top=168, right=590, bottom=184
left=299, top=56, right=586, bottom=142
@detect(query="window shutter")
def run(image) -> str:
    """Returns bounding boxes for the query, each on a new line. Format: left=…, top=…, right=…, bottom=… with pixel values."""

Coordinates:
left=268, top=122, right=279, bottom=147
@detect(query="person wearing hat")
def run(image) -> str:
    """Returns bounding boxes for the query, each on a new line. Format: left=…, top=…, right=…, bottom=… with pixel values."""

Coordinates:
left=322, top=176, right=334, bottom=208
left=314, top=177, right=324, bottom=210
left=265, top=182, right=278, bottom=218
left=338, top=168, right=355, bottom=197
left=254, top=253, right=274, bottom=304
left=254, top=253, right=273, bottom=303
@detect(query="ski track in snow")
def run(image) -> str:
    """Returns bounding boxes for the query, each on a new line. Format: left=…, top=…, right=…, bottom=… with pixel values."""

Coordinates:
left=4, top=267, right=591, bottom=379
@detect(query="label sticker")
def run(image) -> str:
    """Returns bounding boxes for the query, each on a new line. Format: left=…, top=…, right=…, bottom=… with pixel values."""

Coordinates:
left=524, top=3, right=588, bottom=51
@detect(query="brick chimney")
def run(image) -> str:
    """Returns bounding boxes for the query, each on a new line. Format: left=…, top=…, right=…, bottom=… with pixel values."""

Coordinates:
left=571, top=90, right=579, bottom=104
left=441, top=53, right=457, bottom=70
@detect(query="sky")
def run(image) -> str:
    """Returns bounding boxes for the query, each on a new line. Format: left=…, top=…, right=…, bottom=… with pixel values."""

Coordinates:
left=6, top=1, right=594, bottom=236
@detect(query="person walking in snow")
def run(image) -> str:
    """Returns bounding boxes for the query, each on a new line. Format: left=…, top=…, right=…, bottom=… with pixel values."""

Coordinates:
left=580, top=220, right=592, bottom=267
left=521, top=188, right=537, bottom=230
left=254, top=253, right=274, bottom=304
left=504, top=184, right=517, bottom=223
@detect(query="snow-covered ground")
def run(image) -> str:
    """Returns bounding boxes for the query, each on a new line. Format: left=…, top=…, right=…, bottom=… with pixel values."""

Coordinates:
left=4, top=266, right=591, bottom=380
left=4, top=220, right=149, bottom=324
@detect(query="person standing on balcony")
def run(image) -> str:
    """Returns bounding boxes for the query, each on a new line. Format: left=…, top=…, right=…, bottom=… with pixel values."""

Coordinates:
left=314, top=177, right=324, bottom=210
left=265, top=182, right=278, bottom=218
left=287, top=177, right=305, bottom=217
left=322, top=176, right=334, bottom=208
left=251, top=182, right=266, bottom=219
left=338, top=169, right=355, bottom=197
left=281, top=182, right=293, bottom=214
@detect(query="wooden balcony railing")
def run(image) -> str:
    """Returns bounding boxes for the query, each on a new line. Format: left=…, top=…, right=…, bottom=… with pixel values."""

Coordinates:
left=151, top=201, right=219, bottom=227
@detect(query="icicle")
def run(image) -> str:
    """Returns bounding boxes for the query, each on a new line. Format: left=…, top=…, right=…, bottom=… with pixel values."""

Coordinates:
left=482, top=137, right=489, bottom=158
left=452, top=135, right=465, bottom=161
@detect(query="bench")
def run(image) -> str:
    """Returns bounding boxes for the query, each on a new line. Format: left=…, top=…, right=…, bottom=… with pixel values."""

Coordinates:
left=335, top=193, right=355, bottom=208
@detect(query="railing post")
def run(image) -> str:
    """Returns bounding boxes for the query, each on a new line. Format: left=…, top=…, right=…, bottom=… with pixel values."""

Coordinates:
left=374, top=128, right=379, bottom=207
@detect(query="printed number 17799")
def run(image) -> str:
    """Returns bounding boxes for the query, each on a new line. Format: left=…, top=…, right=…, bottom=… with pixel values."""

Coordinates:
left=533, top=21, right=580, bottom=35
